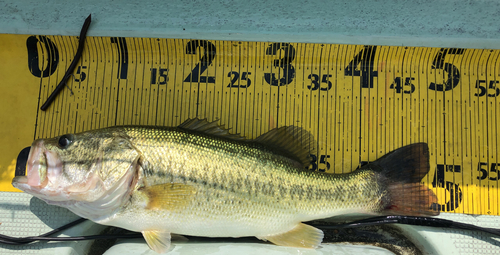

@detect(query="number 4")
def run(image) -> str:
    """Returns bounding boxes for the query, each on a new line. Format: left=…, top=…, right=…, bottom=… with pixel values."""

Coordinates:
left=344, top=46, right=378, bottom=88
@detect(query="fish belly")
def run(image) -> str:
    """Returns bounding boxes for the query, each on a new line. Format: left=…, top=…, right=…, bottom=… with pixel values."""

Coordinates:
left=103, top=207, right=301, bottom=238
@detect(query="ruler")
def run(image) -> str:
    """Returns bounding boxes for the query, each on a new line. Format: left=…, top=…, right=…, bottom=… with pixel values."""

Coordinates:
left=0, top=34, right=498, bottom=216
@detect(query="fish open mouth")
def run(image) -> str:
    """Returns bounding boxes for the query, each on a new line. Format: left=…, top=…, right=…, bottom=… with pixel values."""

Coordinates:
left=13, top=140, right=63, bottom=190
left=12, top=139, right=107, bottom=203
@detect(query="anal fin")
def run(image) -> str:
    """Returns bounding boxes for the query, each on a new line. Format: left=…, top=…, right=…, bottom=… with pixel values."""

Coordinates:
left=258, top=223, right=324, bottom=248
left=142, top=230, right=171, bottom=254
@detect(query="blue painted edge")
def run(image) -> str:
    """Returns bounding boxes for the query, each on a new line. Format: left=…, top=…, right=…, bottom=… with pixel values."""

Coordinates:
left=1, top=0, right=500, bottom=49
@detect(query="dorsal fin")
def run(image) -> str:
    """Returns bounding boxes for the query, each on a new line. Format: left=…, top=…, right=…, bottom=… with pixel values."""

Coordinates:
left=179, top=118, right=315, bottom=168
left=179, top=118, right=246, bottom=140
left=254, top=126, right=316, bottom=168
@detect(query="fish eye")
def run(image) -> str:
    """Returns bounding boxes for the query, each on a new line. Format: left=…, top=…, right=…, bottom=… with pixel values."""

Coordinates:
left=58, top=134, right=74, bottom=149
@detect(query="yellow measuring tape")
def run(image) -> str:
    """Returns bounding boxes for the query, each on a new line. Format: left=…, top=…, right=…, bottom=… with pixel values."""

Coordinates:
left=0, top=34, right=498, bottom=216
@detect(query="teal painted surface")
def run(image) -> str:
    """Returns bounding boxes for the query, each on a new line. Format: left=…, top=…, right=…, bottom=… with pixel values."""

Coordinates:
left=0, top=0, right=499, bottom=48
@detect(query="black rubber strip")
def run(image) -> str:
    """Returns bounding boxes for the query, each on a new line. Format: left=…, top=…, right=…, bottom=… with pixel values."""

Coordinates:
left=15, top=147, right=30, bottom=176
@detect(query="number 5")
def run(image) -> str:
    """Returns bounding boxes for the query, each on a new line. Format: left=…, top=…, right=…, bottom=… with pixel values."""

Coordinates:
left=429, top=48, right=464, bottom=91
left=477, top=162, right=488, bottom=180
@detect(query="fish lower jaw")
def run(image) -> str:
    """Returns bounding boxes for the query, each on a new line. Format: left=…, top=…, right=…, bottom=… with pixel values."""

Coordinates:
left=11, top=176, right=29, bottom=191
left=11, top=178, right=72, bottom=203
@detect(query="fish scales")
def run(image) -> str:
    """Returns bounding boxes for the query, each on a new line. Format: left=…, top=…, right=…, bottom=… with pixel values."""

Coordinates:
left=121, top=127, right=384, bottom=223
left=12, top=118, right=438, bottom=253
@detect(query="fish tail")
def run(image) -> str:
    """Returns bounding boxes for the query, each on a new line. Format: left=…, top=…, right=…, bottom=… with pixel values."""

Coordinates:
left=370, top=143, right=439, bottom=216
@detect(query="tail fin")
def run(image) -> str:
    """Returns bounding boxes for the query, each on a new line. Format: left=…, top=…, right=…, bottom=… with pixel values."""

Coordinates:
left=368, top=143, right=439, bottom=216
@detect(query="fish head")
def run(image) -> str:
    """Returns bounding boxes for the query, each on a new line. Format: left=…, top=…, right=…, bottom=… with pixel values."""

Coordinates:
left=12, top=129, right=140, bottom=206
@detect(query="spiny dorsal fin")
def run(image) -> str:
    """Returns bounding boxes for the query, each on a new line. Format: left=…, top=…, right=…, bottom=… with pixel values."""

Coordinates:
left=142, top=183, right=196, bottom=211
left=258, top=223, right=324, bottom=248
left=179, top=118, right=245, bottom=140
left=254, top=126, right=316, bottom=168
left=179, top=118, right=315, bottom=168
left=142, top=230, right=171, bottom=253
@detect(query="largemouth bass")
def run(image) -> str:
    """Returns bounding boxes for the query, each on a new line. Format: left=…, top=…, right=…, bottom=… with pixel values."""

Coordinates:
left=12, top=118, right=438, bottom=253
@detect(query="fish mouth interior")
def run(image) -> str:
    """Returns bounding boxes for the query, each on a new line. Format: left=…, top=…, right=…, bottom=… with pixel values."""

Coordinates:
left=26, top=144, right=47, bottom=187
left=25, top=141, right=62, bottom=188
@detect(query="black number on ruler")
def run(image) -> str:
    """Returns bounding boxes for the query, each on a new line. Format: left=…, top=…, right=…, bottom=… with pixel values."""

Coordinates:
left=307, top=74, right=332, bottom=91
left=74, top=66, right=87, bottom=82
left=227, top=71, right=251, bottom=88
left=183, top=40, right=216, bottom=83
left=475, top=80, right=500, bottom=97
left=477, top=162, right=500, bottom=180
left=344, top=46, right=378, bottom=88
left=390, top=77, right=415, bottom=94
left=151, top=68, right=168, bottom=85
left=431, top=164, right=462, bottom=212
left=26, top=36, right=59, bottom=78
left=429, top=48, right=464, bottom=91
left=110, top=37, right=129, bottom=79
left=309, top=154, right=331, bottom=172
left=264, top=43, right=296, bottom=86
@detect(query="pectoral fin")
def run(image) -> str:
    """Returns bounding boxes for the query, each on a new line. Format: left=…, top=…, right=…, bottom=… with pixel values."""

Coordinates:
left=142, top=230, right=171, bottom=254
left=142, top=183, right=196, bottom=211
left=258, top=223, right=324, bottom=248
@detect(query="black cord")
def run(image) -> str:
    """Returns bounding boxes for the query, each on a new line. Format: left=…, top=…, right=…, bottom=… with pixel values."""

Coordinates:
left=312, top=215, right=500, bottom=236
left=40, top=14, right=92, bottom=111
left=0, top=218, right=141, bottom=245
left=0, top=218, right=87, bottom=245
left=1, top=215, right=500, bottom=246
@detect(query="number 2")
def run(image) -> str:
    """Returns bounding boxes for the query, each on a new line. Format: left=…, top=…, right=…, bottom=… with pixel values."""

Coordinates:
left=183, top=40, right=216, bottom=83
